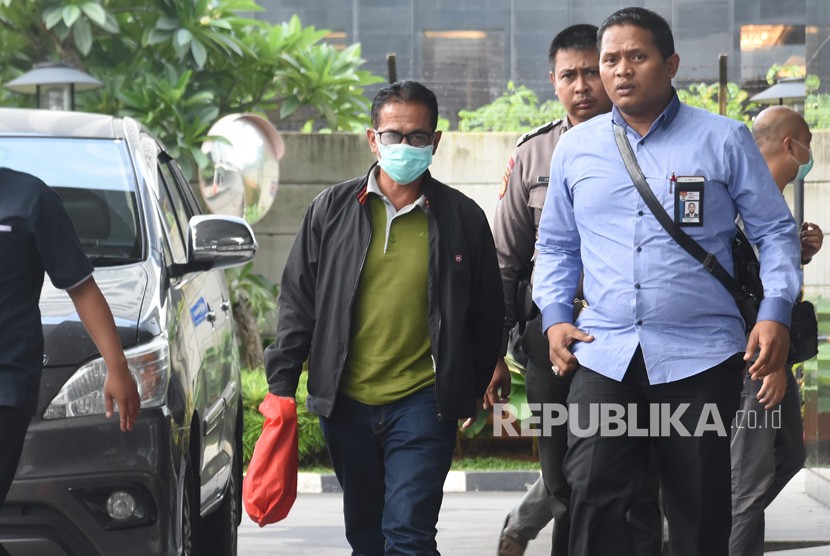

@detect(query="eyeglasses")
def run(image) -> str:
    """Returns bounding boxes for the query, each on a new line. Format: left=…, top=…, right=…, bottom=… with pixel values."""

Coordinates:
left=374, top=130, right=435, bottom=148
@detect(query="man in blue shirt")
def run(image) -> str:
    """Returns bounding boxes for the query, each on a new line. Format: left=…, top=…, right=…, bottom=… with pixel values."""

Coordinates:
left=533, top=7, right=801, bottom=556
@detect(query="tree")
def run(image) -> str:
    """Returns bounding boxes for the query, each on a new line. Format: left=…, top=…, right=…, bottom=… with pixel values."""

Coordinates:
left=0, top=1, right=384, bottom=367
left=0, top=1, right=383, bottom=179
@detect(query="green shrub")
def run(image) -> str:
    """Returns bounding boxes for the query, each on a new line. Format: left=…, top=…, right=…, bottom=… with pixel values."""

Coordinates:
left=241, top=368, right=329, bottom=468
left=457, top=81, right=565, bottom=131
left=294, top=373, right=329, bottom=466
left=241, top=368, right=269, bottom=466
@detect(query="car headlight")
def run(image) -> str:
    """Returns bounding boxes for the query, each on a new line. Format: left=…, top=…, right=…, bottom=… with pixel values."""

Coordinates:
left=44, top=337, right=170, bottom=420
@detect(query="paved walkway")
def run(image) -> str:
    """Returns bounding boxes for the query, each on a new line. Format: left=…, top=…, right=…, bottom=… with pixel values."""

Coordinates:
left=240, top=469, right=830, bottom=554
left=763, top=469, right=830, bottom=554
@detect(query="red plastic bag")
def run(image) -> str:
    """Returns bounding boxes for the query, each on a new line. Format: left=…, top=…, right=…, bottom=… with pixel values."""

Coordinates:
left=243, top=393, right=299, bottom=526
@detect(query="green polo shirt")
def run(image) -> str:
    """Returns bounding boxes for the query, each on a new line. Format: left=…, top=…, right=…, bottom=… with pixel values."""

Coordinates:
left=340, top=189, right=434, bottom=404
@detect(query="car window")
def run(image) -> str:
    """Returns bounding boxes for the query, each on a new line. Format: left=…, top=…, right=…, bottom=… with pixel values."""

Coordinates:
left=161, top=151, right=204, bottom=217
left=0, top=137, right=142, bottom=265
left=158, top=159, right=194, bottom=233
left=155, top=166, right=188, bottom=263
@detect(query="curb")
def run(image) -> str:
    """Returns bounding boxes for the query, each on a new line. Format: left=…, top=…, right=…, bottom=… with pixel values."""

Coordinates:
left=297, top=470, right=541, bottom=494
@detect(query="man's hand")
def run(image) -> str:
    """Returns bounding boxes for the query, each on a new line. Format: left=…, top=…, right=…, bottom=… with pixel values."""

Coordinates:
left=484, top=357, right=511, bottom=410
left=745, top=320, right=789, bottom=380
left=546, top=323, right=594, bottom=377
left=461, top=358, right=512, bottom=430
left=104, top=362, right=140, bottom=432
left=67, top=277, right=140, bottom=432
left=800, top=222, right=823, bottom=262
left=756, top=369, right=786, bottom=410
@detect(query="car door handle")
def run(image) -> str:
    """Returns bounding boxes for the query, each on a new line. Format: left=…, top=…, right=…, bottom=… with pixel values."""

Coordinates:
left=203, top=397, right=227, bottom=436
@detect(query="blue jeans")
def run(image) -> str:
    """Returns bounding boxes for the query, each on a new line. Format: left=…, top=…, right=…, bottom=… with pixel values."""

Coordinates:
left=319, top=387, right=457, bottom=556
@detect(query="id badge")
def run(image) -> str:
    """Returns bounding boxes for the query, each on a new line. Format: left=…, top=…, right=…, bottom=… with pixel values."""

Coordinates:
left=675, top=176, right=704, bottom=226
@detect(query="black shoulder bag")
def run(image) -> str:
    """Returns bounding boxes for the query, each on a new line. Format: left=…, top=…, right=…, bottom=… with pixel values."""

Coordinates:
left=613, top=124, right=817, bottom=364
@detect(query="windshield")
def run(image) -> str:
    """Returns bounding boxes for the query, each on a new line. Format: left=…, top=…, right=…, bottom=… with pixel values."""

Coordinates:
left=0, top=137, right=142, bottom=265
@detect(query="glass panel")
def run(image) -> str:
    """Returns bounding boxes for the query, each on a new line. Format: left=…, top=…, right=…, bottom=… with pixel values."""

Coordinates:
left=422, top=29, right=504, bottom=128
left=740, top=24, right=806, bottom=83
left=155, top=168, right=187, bottom=263
left=803, top=299, right=830, bottom=494
left=0, top=137, right=141, bottom=265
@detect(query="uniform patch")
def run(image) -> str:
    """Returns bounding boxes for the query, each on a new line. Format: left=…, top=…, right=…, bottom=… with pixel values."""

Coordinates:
left=499, top=157, right=515, bottom=199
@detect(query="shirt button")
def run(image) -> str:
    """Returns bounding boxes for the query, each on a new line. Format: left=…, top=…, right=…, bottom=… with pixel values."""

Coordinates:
left=390, top=235, right=396, bottom=243
left=636, top=320, right=643, bottom=326
left=635, top=283, right=641, bottom=289
left=638, top=210, right=644, bottom=216
left=637, top=246, right=642, bottom=252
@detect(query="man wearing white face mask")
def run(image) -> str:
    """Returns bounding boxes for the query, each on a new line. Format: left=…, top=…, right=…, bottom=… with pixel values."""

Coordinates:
left=265, top=80, right=504, bottom=555
left=730, top=105, right=823, bottom=556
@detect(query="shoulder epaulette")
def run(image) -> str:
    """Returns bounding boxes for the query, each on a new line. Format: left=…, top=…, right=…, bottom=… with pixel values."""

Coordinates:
left=515, top=119, right=562, bottom=148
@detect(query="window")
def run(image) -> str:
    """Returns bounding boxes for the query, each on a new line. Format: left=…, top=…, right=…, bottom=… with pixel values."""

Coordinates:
left=0, top=137, right=142, bottom=264
left=155, top=166, right=187, bottom=263
left=740, top=25, right=806, bottom=83
left=422, top=29, right=505, bottom=128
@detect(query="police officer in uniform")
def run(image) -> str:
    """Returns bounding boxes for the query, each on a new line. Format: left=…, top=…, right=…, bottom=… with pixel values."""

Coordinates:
left=495, top=24, right=611, bottom=556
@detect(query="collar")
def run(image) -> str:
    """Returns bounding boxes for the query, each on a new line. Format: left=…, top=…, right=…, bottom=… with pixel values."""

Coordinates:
left=357, top=162, right=431, bottom=209
left=366, top=164, right=428, bottom=211
left=611, top=87, right=681, bottom=136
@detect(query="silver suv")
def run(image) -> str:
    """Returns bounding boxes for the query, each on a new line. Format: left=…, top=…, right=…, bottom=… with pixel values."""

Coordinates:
left=0, top=108, right=255, bottom=555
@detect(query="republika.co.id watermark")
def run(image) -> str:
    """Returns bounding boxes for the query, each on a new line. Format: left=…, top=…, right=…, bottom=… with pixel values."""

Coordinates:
left=492, top=403, right=781, bottom=438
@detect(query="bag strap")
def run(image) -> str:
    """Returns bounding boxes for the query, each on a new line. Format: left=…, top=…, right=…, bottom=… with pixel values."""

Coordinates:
left=612, top=123, right=752, bottom=303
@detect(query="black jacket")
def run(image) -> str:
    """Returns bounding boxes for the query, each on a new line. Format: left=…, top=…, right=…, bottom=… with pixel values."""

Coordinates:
left=265, top=165, right=504, bottom=420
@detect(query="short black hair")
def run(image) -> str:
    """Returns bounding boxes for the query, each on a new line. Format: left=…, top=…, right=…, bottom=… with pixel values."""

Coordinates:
left=548, top=24, right=600, bottom=68
left=598, top=7, right=675, bottom=61
left=371, top=80, right=439, bottom=131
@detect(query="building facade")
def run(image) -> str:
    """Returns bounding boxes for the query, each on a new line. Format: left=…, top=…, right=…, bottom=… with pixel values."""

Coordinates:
left=255, top=0, right=830, bottom=126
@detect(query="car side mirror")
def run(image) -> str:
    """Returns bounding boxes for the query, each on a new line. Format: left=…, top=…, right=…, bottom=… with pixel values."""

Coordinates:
left=186, top=214, right=257, bottom=270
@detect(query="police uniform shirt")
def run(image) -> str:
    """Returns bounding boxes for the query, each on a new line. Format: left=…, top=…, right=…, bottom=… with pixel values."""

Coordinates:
left=0, top=168, right=93, bottom=414
left=494, top=119, right=570, bottom=352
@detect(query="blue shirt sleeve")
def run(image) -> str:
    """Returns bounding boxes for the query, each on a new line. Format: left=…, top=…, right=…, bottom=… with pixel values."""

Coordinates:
left=533, top=139, right=583, bottom=332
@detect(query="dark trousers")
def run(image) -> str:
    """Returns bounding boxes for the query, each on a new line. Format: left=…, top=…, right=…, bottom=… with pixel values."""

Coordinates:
left=523, top=322, right=572, bottom=556
left=522, top=321, right=664, bottom=556
left=730, top=368, right=805, bottom=555
left=0, top=406, right=30, bottom=505
left=564, top=347, right=743, bottom=556
left=0, top=406, right=30, bottom=556
left=319, top=388, right=457, bottom=556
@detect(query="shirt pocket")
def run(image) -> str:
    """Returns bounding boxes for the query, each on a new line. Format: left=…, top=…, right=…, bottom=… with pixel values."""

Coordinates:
left=528, top=185, right=547, bottom=228
left=642, top=174, right=674, bottom=200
